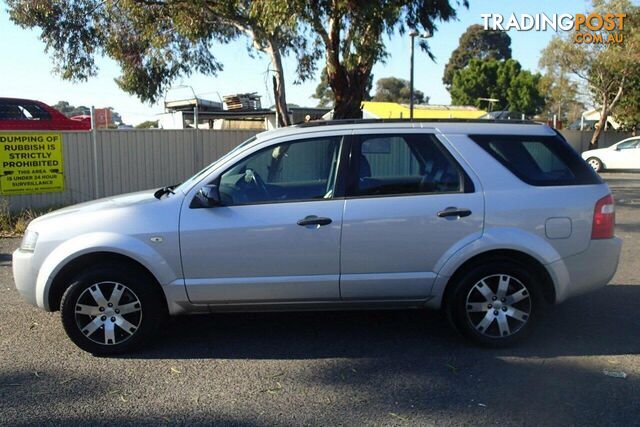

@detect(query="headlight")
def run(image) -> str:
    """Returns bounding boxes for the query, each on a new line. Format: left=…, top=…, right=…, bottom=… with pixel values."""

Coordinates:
left=20, top=230, right=39, bottom=252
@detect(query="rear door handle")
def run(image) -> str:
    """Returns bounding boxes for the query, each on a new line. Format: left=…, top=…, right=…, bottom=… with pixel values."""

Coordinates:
left=437, top=207, right=472, bottom=218
left=297, top=215, right=332, bottom=226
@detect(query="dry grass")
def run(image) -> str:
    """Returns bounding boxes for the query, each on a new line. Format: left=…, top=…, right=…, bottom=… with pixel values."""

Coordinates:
left=0, top=200, right=55, bottom=237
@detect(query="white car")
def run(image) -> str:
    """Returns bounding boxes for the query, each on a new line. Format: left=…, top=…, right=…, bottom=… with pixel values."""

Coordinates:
left=582, top=137, right=640, bottom=172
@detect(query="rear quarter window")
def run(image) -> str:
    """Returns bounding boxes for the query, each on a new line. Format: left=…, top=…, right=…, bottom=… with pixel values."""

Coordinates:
left=470, top=134, right=602, bottom=186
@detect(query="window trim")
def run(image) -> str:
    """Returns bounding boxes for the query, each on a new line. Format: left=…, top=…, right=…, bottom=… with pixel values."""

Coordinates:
left=192, top=135, right=349, bottom=208
left=344, top=133, right=475, bottom=199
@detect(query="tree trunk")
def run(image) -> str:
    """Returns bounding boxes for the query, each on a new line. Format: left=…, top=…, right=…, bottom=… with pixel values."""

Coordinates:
left=321, top=11, right=370, bottom=120
left=590, top=82, right=625, bottom=146
left=590, top=103, right=608, bottom=147
left=265, top=40, right=291, bottom=127
left=332, top=87, right=364, bottom=119
left=330, top=67, right=368, bottom=119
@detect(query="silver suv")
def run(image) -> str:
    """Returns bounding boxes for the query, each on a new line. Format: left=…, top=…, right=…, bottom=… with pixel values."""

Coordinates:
left=13, top=120, right=622, bottom=354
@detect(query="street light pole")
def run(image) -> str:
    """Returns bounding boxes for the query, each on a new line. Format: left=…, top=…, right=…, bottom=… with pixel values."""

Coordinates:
left=409, top=30, right=417, bottom=120
left=408, top=30, right=431, bottom=121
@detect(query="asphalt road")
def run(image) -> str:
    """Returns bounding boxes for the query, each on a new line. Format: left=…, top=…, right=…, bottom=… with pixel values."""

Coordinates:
left=1, top=173, right=639, bottom=426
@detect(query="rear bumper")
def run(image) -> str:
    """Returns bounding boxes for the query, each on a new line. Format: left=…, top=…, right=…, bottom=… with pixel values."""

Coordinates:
left=550, top=237, right=622, bottom=303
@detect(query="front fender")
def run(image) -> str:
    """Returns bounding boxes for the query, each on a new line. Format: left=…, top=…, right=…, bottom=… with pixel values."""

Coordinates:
left=427, top=227, right=569, bottom=309
left=36, top=232, right=180, bottom=311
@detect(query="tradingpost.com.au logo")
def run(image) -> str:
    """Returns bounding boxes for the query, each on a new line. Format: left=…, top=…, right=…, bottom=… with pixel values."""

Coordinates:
left=481, top=13, right=626, bottom=44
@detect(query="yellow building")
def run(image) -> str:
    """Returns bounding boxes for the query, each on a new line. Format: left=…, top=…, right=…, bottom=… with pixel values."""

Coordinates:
left=362, top=101, right=486, bottom=119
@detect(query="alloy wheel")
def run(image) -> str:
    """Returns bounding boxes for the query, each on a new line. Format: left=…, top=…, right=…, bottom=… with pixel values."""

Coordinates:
left=465, top=274, right=532, bottom=338
left=74, top=281, right=143, bottom=345
left=588, top=158, right=601, bottom=172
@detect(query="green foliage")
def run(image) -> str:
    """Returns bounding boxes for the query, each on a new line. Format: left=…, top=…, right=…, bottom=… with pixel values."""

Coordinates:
left=443, top=24, right=511, bottom=88
left=450, top=59, right=544, bottom=116
left=7, top=1, right=306, bottom=105
left=538, top=1, right=640, bottom=142
left=8, top=0, right=467, bottom=119
left=52, top=101, right=90, bottom=117
left=450, top=59, right=499, bottom=107
left=312, top=66, right=373, bottom=108
left=279, top=0, right=467, bottom=118
left=538, top=37, right=585, bottom=123
left=135, top=120, right=159, bottom=129
left=312, top=67, right=335, bottom=108
left=372, top=77, right=427, bottom=104
left=537, top=75, right=585, bottom=123
left=506, top=69, right=545, bottom=115
left=610, top=3, right=640, bottom=131
left=7, top=0, right=233, bottom=103
left=614, top=67, right=640, bottom=131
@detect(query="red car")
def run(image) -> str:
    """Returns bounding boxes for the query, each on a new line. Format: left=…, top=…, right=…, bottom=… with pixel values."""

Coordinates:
left=0, top=97, right=91, bottom=130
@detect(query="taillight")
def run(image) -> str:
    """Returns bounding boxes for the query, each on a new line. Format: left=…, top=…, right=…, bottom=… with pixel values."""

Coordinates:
left=591, top=194, right=615, bottom=239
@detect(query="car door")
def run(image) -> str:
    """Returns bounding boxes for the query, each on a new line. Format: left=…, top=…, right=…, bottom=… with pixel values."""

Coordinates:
left=179, top=134, right=347, bottom=304
left=622, top=139, right=640, bottom=169
left=605, top=139, right=638, bottom=169
left=339, top=130, right=484, bottom=300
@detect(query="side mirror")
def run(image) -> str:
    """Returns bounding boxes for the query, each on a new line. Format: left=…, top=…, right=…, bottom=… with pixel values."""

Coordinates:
left=191, top=184, right=222, bottom=208
left=615, top=146, right=621, bottom=151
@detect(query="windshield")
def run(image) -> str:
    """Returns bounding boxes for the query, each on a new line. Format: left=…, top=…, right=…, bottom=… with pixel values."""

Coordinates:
left=174, top=135, right=258, bottom=194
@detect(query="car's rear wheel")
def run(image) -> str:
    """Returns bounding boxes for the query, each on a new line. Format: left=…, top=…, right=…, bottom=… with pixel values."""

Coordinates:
left=587, top=157, right=603, bottom=172
left=447, top=261, right=540, bottom=347
left=60, top=264, right=165, bottom=355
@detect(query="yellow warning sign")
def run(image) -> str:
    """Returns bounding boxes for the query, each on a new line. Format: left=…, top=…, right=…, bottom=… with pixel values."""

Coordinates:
left=0, top=132, right=64, bottom=195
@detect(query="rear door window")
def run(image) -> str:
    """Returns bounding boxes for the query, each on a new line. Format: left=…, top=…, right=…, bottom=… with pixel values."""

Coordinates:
left=347, top=133, right=472, bottom=197
left=470, top=134, right=601, bottom=186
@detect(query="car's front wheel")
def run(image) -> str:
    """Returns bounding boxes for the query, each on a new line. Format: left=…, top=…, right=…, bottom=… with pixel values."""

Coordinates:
left=586, top=157, right=603, bottom=172
left=60, top=264, right=165, bottom=355
left=447, top=261, right=540, bottom=347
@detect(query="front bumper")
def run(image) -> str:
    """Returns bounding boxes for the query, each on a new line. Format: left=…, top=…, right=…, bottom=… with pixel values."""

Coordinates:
left=550, top=237, right=623, bottom=303
left=12, top=249, right=39, bottom=307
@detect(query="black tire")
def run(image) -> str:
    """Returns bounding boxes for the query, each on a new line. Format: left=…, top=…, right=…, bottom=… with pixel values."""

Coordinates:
left=586, top=157, right=603, bottom=173
left=447, top=260, right=541, bottom=347
left=60, top=264, right=165, bottom=355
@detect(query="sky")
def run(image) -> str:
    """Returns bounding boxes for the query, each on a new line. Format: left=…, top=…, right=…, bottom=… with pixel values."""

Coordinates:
left=0, top=0, right=598, bottom=125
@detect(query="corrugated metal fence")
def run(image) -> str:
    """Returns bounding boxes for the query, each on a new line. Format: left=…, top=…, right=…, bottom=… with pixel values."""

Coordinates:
left=2, top=128, right=633, bottom=212
left=2, top=129, right=257, bottom=211
left=559, top=130, right=634, bottom=153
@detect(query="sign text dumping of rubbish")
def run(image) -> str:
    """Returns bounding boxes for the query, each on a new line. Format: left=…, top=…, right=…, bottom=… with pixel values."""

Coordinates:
left=0, top=133, right=64, bottom=195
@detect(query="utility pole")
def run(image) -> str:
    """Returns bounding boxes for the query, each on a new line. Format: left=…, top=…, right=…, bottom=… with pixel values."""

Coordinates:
left=409, top=30, right=432, bottom=120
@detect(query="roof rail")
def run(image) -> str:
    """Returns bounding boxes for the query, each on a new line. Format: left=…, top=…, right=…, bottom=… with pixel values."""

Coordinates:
left=295, top=118, right=542, bottom=128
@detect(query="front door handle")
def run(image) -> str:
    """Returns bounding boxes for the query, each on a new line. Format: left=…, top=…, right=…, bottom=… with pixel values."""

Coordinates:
left=297, top=215, right=332, bottom=226
left=437, top=207, right=472, bottom=218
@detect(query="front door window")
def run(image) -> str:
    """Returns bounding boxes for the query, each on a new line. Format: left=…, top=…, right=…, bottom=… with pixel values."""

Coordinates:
left=217, top=136, right=343, bottom=205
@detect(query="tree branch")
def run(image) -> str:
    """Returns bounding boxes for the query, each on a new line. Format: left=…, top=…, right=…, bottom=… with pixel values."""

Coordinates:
left=606, top=76, right=626, bottom=114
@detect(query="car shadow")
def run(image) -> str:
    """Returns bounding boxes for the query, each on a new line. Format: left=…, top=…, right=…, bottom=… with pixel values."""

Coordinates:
left=123, top=284, right=640, bottom=360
